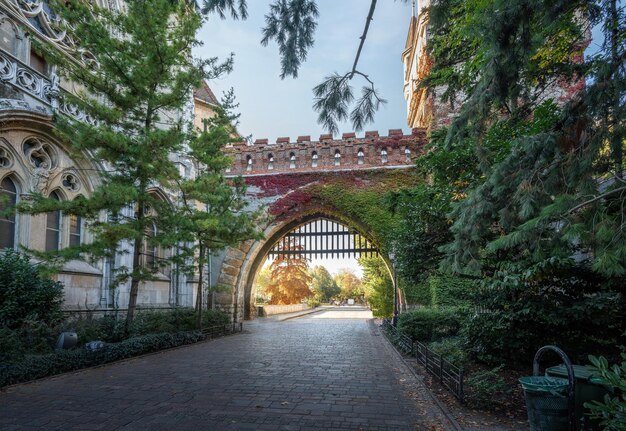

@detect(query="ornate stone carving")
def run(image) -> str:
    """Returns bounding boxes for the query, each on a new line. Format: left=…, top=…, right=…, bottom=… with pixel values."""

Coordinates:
left=61, top=171, right=80, bottom=192
left=0, top=147, right=12, bottom=168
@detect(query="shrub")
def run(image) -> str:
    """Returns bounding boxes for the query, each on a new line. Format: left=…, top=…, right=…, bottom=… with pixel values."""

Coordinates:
left=201, top=309, right=230, bottom=327
left=429, top=275, right=478, bottom=308
left=404, top=279, right=432, bottom=307
left=129, top=308, right=198, bottom=336
left=428, top=337, right=468, bottom=367
left=465, top=366, right=510, bottom=409
left=0, top=331, right=206, bottom=387
left=584, top=354, right=626, bottom=431
left=69, top=315, right=125, bottom=344
left=397, top=307, right=467, bottom=343
left=306, top=297, right=321, bottom=308
left=0, top=249, right=64, bottom=329
left=463, top=285, right=626, bottom=367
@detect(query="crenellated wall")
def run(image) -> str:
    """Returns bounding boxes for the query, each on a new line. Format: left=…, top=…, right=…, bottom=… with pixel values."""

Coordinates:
left=225, top=129, right=426, bottom=177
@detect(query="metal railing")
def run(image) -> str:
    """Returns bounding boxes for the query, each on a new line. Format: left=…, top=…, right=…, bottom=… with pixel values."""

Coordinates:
left=382, top=320, right=464, bottom=403
left=201, top=322, right=243, bottom=339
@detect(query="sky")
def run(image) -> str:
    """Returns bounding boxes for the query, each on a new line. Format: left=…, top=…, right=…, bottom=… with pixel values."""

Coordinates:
left=195, top=1, right=414, bottom=144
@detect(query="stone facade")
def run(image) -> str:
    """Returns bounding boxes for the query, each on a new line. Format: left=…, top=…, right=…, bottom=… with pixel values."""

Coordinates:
left=0, top=0, right=217, bottom=312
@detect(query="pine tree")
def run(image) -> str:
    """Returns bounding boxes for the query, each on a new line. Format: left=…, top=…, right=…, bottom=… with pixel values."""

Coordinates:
left=177, top=101, right=262, bottom=327
left=424, top=0, right=626, bottom=277
left=18, top=0, right=232, bottom=328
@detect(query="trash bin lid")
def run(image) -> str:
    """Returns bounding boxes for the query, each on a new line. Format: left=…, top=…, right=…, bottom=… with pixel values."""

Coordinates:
left=546, top=364, right=603, bottom=384
left=519, top=376, right=569, bottom=395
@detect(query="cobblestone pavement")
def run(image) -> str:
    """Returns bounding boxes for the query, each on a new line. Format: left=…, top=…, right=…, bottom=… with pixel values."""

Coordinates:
left=0, top=307, right=454, bottom=431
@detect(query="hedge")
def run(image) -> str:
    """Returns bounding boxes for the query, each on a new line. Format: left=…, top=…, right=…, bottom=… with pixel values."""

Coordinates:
left=429, top=275, right=478, bottom=308
left=396, top=307, right=467, bottom=342
left=0, top=331, right=206, bottom=387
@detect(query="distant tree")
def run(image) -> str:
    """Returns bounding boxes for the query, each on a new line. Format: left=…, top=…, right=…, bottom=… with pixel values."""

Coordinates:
left=265, top=240, right=312, bottom=305
left=334, top=269, right=363, bottom=301
left=309, top=266, right=340, bottom=302
left=254, top=266, right=272, bottom=302
left=359, top=256, right=393, bottom=318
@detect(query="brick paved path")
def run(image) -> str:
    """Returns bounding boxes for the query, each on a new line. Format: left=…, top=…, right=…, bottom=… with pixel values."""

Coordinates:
left=0, top=307, right=453, bottom=431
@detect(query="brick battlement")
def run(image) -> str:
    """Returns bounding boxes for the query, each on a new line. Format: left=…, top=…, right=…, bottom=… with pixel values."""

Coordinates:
left=226, top=128, right=427, bottom=176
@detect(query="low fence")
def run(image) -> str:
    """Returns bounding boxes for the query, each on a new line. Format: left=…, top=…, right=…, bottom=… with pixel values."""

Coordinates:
left=201, top=322, right=243, bottom=338
left=382, top=320, right=464, bottom=404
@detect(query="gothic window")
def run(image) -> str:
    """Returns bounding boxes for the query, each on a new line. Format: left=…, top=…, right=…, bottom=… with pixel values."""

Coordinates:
left=144, top=222, right=157, bottom=269
left=268, top=154, right=274, bottom=170
left=0, top=19, right=19, bottom=57
left=357, top=148, right=365, bottom=165
left=69, top=198, right=83, bottom=248
left=334, top=150, right=341, bottom=166
left=405, top=147, right=411, bottom=162
left=45, top=191, right=62, bottom=252
left=0, top=177, right=17, bottom=249
left=29, top=49, right=48, bottom=76
left=246, top=155, right=253, bottom=171
left=311, top=151, right=318, bottom=168
left=381, top=148, right=388, bottom=164
left=289, top=152, right=296, bottom=169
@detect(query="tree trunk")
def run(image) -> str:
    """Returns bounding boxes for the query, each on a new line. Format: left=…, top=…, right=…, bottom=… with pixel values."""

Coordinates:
left=195, top=244, right=205, bottom=328
left=125, top=234, right=143, bottom=332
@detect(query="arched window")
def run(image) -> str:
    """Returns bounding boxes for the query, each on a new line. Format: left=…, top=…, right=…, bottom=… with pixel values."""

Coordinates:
left=69, top=198, right=83, bottom=248
left=334, top=150, right=341, bottom=166
left=289, top=152, right=296, bottom=169
left=311, top=151, right=318, bottom=168
left=357, top=148, right=365, bottom=165
left=405, top=147, right=411, bottom=162
left=268, top=154, right=274, bottom=170
left=0, top=177, right=17, bottom=249
left=381, top=148, right=388, bottom=164
left=0, top=19, right=20, bottom=57
left=45, top=191, right=62, bottom=252
left=246, top=155, right=253, bottom=172
left=144, top=222, right=157, bottom=269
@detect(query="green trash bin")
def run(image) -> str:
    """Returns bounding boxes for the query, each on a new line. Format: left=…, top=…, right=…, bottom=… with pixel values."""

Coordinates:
left=519, top=376, right=570, bottom=431
left=546, top=365, right=610, bottom=430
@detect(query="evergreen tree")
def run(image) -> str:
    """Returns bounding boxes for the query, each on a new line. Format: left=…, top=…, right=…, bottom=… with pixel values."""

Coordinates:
left=177, top=101, right=262, bottom=327
left=18, top=0, right=232, bottom=328
left=424, top=0, right=626, bottom=277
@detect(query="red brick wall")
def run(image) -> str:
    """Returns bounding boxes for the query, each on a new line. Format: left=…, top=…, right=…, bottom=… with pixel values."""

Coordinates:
left=225, top=129, right=427, bottom=177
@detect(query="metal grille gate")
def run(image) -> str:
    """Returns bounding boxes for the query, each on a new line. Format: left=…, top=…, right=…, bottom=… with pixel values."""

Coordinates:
left=267, top=218, right=379, bottom=260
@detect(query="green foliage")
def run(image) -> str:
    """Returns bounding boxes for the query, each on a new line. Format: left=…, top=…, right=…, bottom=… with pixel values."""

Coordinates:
left=465, top=366, right=510, bottom=409
left=463, top=261, right=626, bottom=367
left=585, top=354, right=626, bottom=431
left=71, top=315, right=125, bottom=344
left=0, top=331, right=206, bottom=387
left=306, top=297, right=321, bottom=308
left=0, top=249, right=64, bottom=329
left=428, top=337, right=467, bottom=367
left=397, top=307, right=466, bottom=343
left=309, top=266, right=340, bottom=302
left=359, top=256, right=393, bottom=318
left=429, top=275, right=478, bottom=308
left=403, top=280, right=432, bottom=307
left=334, top=269, right=363, bottom=301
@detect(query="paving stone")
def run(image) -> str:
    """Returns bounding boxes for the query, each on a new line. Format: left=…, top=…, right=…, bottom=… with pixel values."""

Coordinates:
left=0, top=308, right=453, bottom=430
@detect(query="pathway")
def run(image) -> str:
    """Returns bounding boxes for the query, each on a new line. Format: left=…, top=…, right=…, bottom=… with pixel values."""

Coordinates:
left=0, top=307, right=454, bottom=430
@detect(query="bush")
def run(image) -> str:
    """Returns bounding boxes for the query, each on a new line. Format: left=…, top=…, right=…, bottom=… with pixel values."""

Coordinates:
left=428, top=337, right=468, bottom=366
left=465, top=366, right=510, bottom=409
left=584, top=353, right=626, bottom=431
left=463, top=278, right=626, bottom=367
left=404, top=279, right=432, bottom=307
left=201, top=309, right=230, bottom=327
left=429, top=275, right=478, bottom=308
left=69, top=315, right=125, bottom=344
left=0, top=331, right=206, bottom=387
left=306, top=297, right=321, bottom=308
left=129, top=308, right=198, bottom=336
left=0, top=249, right=64, bottom=329
left=397, top=307, right=467, bottom=342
